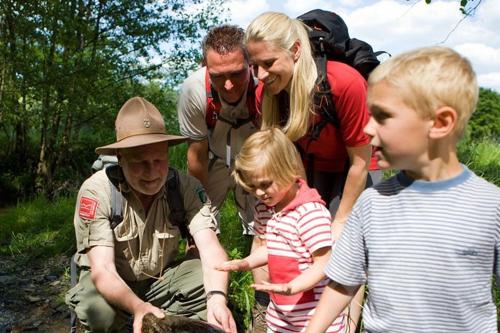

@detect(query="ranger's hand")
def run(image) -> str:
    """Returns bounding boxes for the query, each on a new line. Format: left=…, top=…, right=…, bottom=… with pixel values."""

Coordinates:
left=207, top=294, right=237, bottom=333
left=132, top=301, right=165, bottom=333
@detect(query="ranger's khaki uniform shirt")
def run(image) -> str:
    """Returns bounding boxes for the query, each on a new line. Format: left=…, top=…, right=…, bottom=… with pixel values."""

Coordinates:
left=73, top=169, right=216, bottom=282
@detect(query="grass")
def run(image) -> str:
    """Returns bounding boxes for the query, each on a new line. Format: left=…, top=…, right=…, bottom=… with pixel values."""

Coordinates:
left=0, top=195, right=76, bottom=258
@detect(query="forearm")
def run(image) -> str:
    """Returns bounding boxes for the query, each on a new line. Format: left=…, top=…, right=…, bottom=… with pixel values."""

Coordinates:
left=91, top=267, right=144, bottom=315
left=306, top=281, right=360, bottom=333
left=245, top=242, right=268, bottom=269
left=287, top=250, right=330, bottom=294
left=335, top=146, right=370, bottom=221
left=194, top=229, right=231, bottom=295
left=347, top=285, right=365, bottom=332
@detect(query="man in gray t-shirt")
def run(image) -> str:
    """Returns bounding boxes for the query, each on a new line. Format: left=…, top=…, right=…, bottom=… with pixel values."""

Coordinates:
left=177, top=25, right=268, bottom=333
left=177, top=25, right=258, bottom=235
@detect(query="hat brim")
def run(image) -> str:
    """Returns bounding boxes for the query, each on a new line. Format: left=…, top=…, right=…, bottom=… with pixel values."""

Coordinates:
left=95, top=133, right=187, bottom=155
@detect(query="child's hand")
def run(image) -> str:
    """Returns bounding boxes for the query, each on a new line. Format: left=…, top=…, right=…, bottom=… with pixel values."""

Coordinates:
left=216, top=259, right=251, bottom=271
left=252, top=281, right=293, bottom=295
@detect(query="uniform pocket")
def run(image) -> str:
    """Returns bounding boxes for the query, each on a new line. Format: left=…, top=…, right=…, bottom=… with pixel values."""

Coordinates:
left=151, top=228, right=180, bottom=268
left=114, top=222, right=139, bottom=261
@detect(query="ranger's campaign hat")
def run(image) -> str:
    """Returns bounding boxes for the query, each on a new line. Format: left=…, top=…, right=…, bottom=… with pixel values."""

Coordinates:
left=95, top=97, right=186, bottom=155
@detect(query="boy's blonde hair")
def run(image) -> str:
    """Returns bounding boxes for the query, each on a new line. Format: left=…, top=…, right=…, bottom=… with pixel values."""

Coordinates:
left=245, top=12, right=317, bottom=141
left=368, top=46, right=478, bottom=137
left=233, top=128, right=305, bottom=192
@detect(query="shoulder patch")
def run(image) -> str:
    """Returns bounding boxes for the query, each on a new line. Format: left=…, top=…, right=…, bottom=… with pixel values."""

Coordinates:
left=79, top=196, right=98, bottom=220
left=196, top=187, right=209, bottom=204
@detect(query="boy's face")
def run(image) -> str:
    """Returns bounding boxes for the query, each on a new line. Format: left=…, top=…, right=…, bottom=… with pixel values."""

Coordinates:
left=364, top=81, right=433, bottom=171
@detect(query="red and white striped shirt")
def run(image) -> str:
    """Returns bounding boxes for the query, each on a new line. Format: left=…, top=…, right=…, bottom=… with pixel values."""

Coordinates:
left=254, top=180, right=346, bottom=333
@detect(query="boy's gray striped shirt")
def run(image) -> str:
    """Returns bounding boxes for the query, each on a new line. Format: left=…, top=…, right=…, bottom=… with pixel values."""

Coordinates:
left=326, top=166, right=500, bottom=333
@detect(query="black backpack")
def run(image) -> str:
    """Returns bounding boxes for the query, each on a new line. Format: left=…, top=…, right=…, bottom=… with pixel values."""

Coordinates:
left=296, top=9, right=388, bottom=189
left=297, top=9, right=389, bottom=133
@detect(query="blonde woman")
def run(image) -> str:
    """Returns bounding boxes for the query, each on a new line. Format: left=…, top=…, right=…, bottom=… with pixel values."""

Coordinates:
left=218, top=128, right=346, bottom=333
left=245, top=11, right=372, bottom=331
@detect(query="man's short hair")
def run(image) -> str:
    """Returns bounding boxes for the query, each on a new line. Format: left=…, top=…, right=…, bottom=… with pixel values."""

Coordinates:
left=202, top=25, right=248, bottom=63
left=368, top=46, right=478, bottom=137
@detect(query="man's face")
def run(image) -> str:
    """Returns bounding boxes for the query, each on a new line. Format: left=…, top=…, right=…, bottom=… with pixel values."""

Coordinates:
left=206, top=48, right=250, bottom=104
left=118, top=141, right=169, bottom=198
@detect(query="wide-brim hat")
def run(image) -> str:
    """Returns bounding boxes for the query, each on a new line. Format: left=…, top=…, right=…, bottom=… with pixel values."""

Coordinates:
left=95, top=97, right=187, bottom=155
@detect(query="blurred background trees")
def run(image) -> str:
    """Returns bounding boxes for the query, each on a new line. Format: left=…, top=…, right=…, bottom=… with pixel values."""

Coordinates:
left=0, top=0, right=226, bottom=201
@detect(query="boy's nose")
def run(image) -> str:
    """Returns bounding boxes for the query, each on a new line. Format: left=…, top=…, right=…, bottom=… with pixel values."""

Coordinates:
left=364, top=116, right=376, bottom=137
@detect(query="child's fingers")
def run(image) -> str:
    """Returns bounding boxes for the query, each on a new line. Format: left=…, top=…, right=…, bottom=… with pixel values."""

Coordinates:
left=216, top=261, right=238, bottom=271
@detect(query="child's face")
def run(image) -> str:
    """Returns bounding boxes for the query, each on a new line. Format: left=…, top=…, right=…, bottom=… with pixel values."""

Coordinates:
left=246, top=170, right=296, bottom=210
left=364, top=81, right=433, bottom=171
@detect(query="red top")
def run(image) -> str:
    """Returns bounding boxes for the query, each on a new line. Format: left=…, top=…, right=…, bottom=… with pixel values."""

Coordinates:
left=256, top=60, right=378, bottom=172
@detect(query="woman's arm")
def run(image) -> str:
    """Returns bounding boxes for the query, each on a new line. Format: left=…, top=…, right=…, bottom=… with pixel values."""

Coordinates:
left=333, top=144, right=371, bottom=223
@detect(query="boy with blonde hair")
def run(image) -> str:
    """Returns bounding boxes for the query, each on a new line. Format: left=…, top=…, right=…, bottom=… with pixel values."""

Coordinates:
left=306, top=46, right=500, bottom=333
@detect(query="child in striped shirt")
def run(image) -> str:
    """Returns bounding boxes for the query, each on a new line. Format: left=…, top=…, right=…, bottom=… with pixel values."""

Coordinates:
left=217, top=128, right=347, bottom=333
left=307, top=47, right=500, bottom=333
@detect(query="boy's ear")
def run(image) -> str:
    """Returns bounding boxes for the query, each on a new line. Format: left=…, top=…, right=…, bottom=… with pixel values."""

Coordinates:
left=429, top=106, right=457, bottom=139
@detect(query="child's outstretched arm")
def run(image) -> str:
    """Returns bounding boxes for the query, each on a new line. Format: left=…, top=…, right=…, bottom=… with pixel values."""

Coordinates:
left=216, top=239, right=268, bottom=272
left=252, top=246, right=330, bottom=294
left=305, top=280, right=360, bottom=333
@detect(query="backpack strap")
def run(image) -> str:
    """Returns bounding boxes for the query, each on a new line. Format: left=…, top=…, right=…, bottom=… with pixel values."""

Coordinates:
left=205, top=70, right=221, bottom=129
left=105, top=165, right=124, bottom=229
left=104, top=165, right=192, bottom=245
left=165, top=167, right=193, bottom=245
left=311, top=55, right=340, bottom=141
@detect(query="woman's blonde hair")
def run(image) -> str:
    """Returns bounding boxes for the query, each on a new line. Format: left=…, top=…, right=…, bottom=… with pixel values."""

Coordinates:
left=233, top=128, right=305, bottom=192
left=245, top=12, right=318, bottom=141
left=368, top=46, right=478, bottom=137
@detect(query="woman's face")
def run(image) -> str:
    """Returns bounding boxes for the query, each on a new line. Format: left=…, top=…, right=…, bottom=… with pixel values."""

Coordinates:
left=247, top=40, right=298, bottom=95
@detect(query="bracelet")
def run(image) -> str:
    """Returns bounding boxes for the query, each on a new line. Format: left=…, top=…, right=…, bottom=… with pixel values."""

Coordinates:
left=206, top=290, right=228, bottom=302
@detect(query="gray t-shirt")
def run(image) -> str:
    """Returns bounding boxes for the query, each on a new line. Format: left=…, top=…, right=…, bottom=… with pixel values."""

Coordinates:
left=326, top=166, right=500, bottom=333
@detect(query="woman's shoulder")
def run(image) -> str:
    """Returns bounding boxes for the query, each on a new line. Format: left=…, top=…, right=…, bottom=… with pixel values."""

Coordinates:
left=324, top=60, right=367, bottom=98
left=325, top=60, right=366, bottom=84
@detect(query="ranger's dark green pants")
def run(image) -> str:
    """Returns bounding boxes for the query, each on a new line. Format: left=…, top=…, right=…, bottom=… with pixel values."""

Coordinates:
left=65, top=258, right=206, bottom=333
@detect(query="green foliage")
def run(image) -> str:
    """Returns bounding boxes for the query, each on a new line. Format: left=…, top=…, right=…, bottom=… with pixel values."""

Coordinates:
left=0, top=0, right=227, bottom=199
left=219, top=195, right=254, bottom=331
left=468, top=88, right=500, bottom=141
left=458, top=137, right=500, bottom=185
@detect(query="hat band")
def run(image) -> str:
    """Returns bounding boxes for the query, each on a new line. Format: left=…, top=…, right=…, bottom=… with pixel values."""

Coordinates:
left=117, top=129, right=166, bottom=141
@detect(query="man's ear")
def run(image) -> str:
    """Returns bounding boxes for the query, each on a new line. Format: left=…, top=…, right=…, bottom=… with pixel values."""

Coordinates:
left=291, top=40, right=301, bottom=62
left=429, top=106, right=457, bottom=139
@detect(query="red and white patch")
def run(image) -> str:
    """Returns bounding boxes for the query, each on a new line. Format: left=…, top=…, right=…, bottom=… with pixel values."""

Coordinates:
left=79, top=196, right=98, bottom=220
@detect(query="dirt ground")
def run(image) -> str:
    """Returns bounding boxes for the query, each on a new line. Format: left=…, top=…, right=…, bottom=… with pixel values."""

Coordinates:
left=0, top=254, right=73, bottom=333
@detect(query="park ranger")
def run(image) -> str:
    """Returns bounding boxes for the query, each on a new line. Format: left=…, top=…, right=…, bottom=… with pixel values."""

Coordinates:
left=66, top=96, right=236, bottom=333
